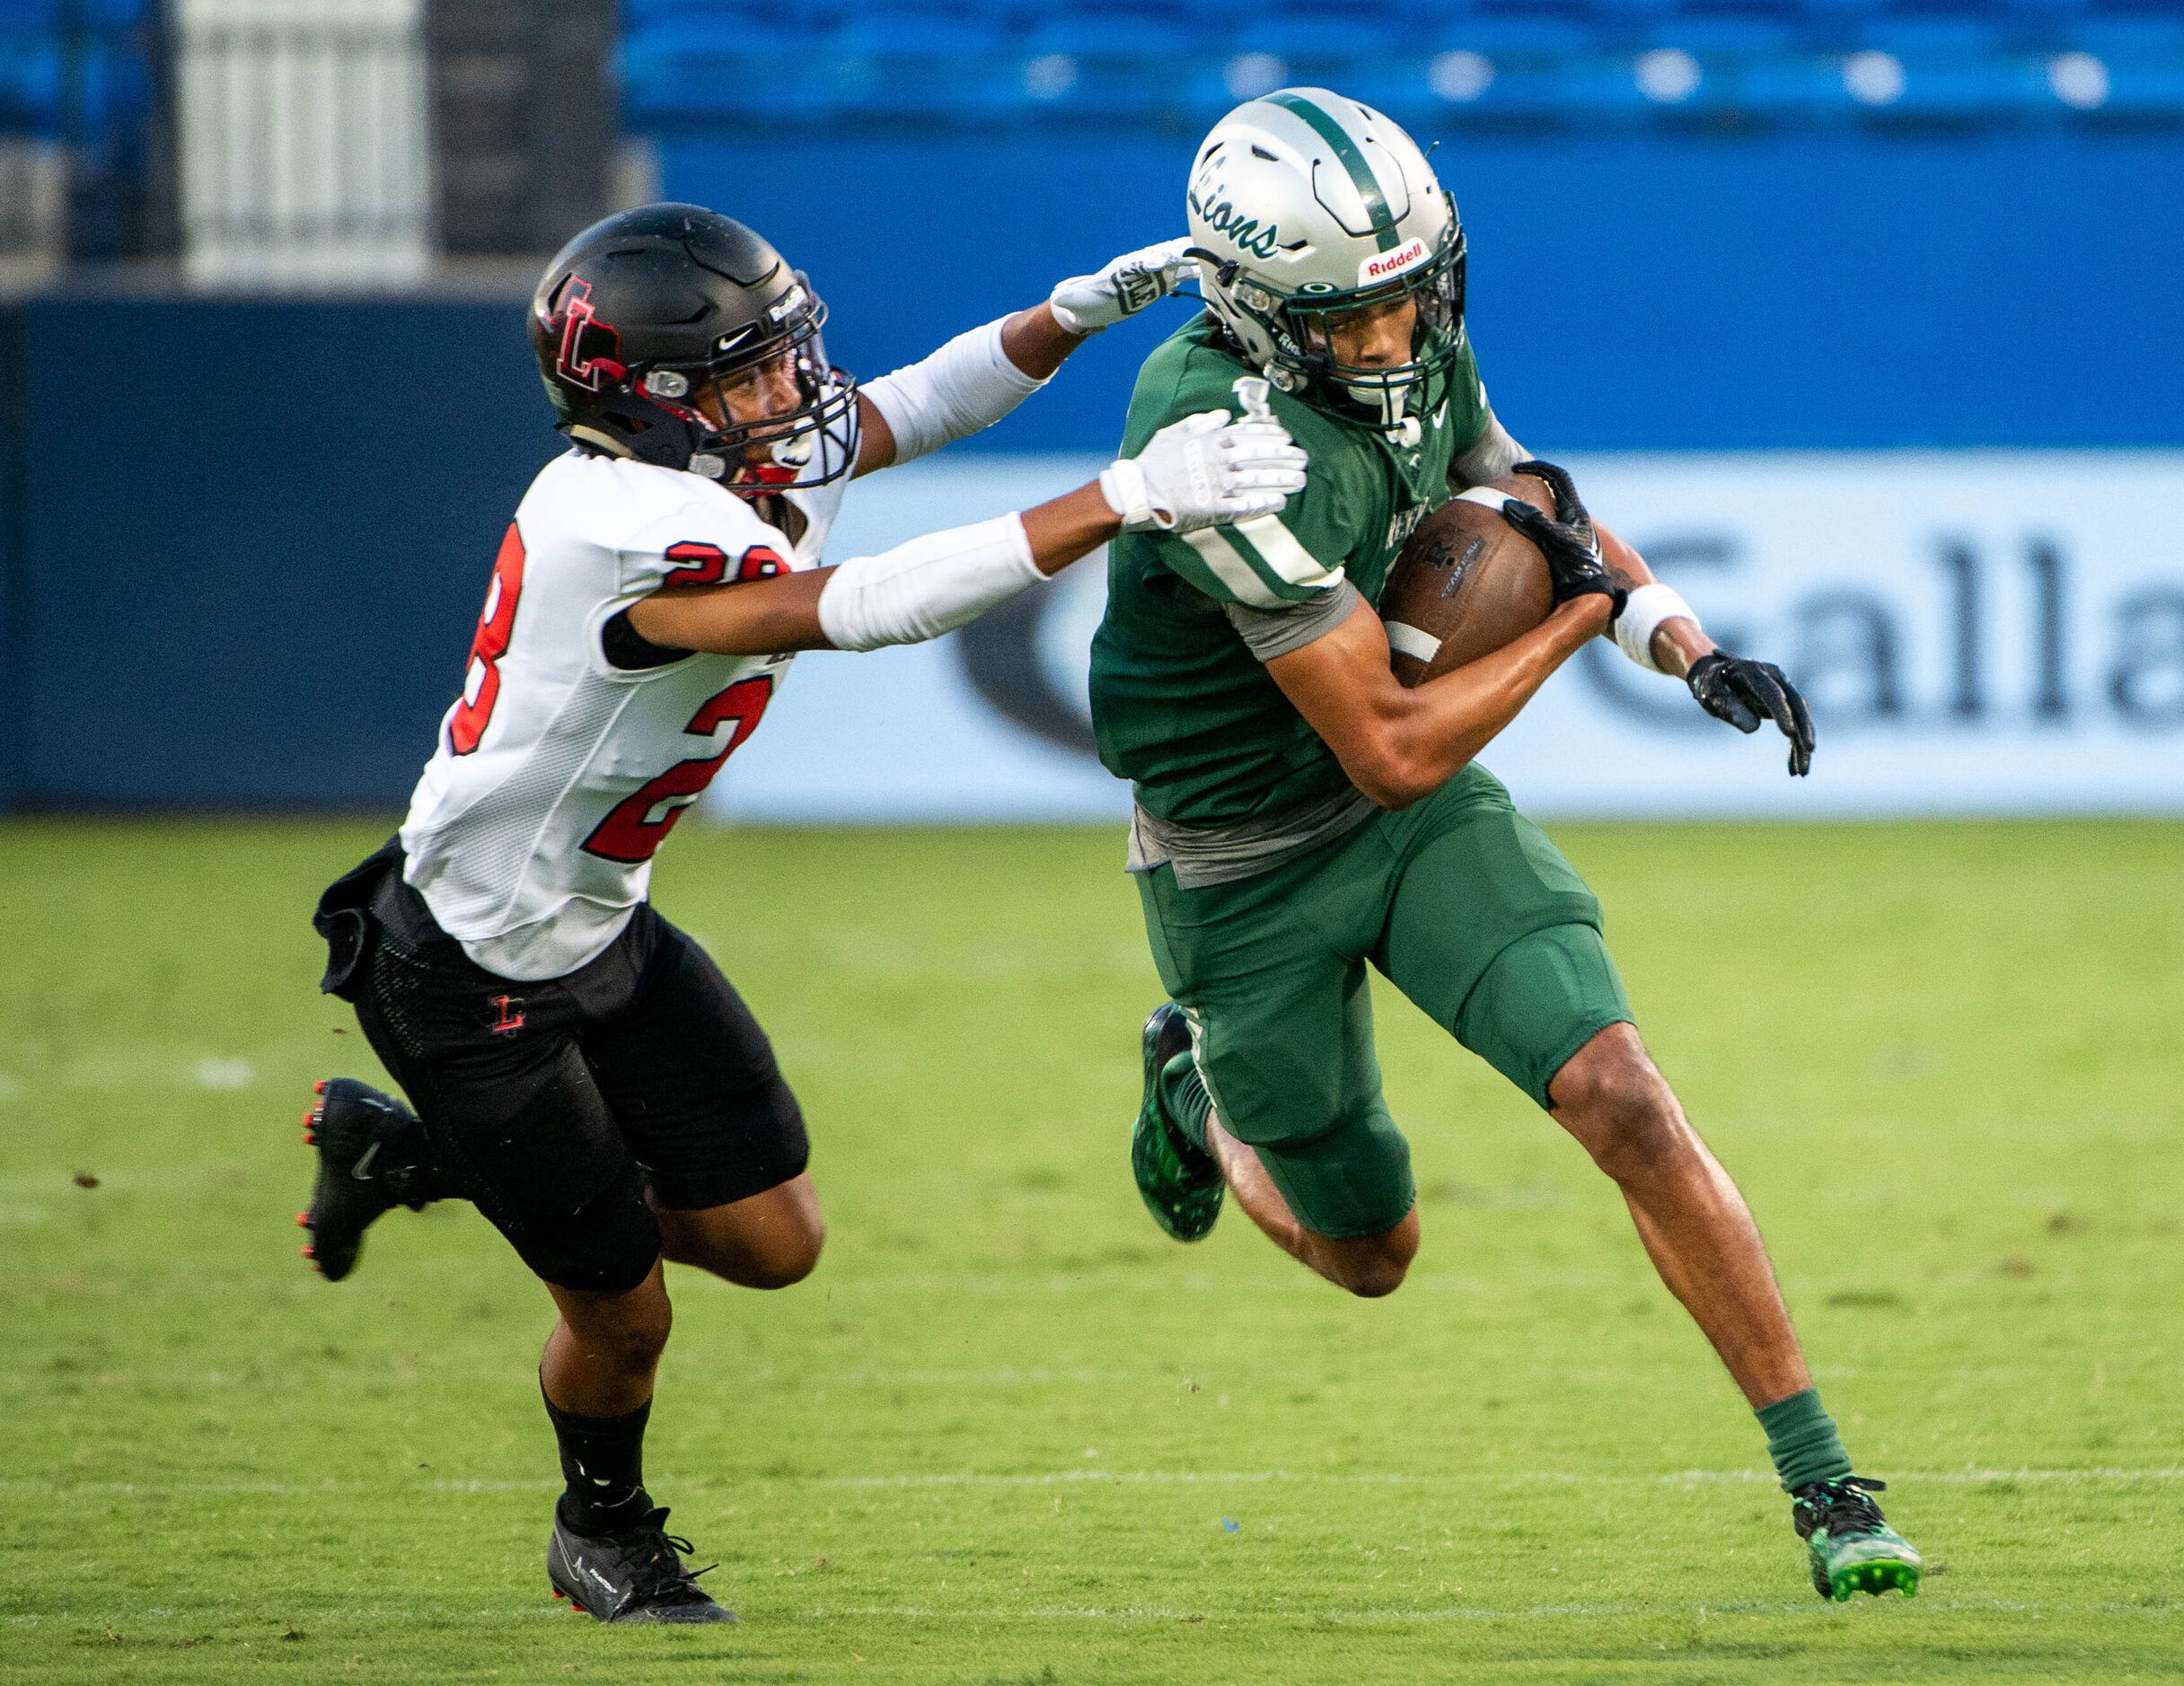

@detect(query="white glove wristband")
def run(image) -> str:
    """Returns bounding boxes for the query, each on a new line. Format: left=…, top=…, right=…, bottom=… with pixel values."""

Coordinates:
left=1103, top=399, right=1307, bottom=534
left=1615, top=582, right=1697, bottom=673
left=816, top=514, right=1043, bottom=652
left=1098, top=457, right=1170, bottom=531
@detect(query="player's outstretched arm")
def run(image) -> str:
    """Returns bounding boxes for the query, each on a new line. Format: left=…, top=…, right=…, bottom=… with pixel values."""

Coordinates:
left=853, top=238, right=1194, bottom=477
left=629, top=407, right=1305, bottom=658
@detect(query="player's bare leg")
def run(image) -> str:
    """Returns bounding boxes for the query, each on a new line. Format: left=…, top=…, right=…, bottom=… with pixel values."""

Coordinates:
left=1546, top=1023, right=1808, bottom=1407
left=1203, top=1117, right=1418, bottom=1299
left=542, top=1263, right=672, bottom=1418
left=1132, top=1001, right=1416, bottom=1295
left=1547, top=1021, right=1920, bottom=1598
left=652, top=1172, right=825, bottom=1290
left=538, top=1261, right=733, bottom=1622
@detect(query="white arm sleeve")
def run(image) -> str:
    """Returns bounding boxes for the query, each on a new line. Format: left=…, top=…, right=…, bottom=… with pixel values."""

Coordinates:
left=816, top=514, right=1044, bottom=652
left=861, top=316, right=1047, bottom=466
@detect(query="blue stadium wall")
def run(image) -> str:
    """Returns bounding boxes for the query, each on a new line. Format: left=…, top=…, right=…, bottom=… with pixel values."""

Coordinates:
left=664, top=129, right=2184, bottom=453
left=2, top=129, right=2181, bottom=811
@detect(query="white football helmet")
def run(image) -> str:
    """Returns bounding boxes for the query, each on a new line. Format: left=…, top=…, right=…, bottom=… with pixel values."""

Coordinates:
left=1184, top=88, right=1466, bottom=431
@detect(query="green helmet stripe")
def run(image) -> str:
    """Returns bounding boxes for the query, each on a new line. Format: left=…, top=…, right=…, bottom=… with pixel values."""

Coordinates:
left=1262, top=91, right=1403, bottom=253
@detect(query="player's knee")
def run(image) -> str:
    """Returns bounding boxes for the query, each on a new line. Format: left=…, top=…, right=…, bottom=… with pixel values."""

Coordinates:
left=568, top=1288, right=672, bottom=1376
left=659, top=1180, right=826, bottom=1289
left=739, top=1210, right=825, bottom=1290
left=1552, top=1029, right=1686, bottom=1181
left=1326, top=1224, right=1418, bottom=1299
left=1336, top=1255, right=1410, bottom=1298
left=620, top=1303, right=674, bottom=1370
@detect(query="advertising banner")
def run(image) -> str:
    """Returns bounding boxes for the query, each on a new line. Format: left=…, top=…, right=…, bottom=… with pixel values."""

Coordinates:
left=713, top=451, right=2184, bottom=822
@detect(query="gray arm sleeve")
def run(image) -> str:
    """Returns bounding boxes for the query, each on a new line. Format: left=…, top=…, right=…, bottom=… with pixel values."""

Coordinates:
left=1450, top=414, right=1528, bottom=489
left=1220, top=579, right=1361, bottom=663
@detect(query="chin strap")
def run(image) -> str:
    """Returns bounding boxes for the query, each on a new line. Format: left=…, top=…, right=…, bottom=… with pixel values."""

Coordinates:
left=565, top=424, right=636, bottom=459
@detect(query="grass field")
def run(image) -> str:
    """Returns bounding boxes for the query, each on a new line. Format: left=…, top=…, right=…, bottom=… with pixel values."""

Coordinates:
left=3, top=817, right=2180, bottom=1683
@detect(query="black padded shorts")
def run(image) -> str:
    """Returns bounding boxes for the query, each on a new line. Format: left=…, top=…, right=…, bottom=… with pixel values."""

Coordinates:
left=315, top=842, right=807, bottom=1294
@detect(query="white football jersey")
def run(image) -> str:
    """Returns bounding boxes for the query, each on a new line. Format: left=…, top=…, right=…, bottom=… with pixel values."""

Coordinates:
left=400, top=448, right=848, bottom=980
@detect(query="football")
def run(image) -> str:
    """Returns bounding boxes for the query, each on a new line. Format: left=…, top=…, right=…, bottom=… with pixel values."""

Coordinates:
left=1378, top=470, right=1559, bottom=686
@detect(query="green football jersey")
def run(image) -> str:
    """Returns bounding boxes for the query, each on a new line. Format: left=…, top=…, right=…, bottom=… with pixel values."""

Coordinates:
left=1089, top=316, right=1493, bottom=830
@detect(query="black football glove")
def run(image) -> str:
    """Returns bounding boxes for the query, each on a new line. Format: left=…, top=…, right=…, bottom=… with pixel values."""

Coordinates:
left=1499, top=460, right=1628, bottom=617
left=1687, top=650, right=1816, bottom=777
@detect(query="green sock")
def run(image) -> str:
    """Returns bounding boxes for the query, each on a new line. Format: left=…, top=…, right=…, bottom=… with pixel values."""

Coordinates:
left=1757, top=1386, right=1854, bottom=1493
left=1157, top=1051, right=1212, bottom=1154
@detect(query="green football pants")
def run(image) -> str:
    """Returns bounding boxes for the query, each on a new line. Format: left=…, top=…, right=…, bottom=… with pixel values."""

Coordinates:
left=1135, top=763, right=1634, bottom=1240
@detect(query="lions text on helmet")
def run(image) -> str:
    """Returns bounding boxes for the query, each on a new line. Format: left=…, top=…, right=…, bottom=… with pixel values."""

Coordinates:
left=1185, top=88, right=1468, bottom=435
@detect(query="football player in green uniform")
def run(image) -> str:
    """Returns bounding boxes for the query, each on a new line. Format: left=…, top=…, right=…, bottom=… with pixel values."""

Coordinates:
left=1096, top=88, right=1918, bottom=1602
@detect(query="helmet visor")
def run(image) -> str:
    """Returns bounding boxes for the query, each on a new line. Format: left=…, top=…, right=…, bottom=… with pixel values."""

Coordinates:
left=1280, top=226, right=1467, bottom=424
left=641, top=292, right=859, bottom=489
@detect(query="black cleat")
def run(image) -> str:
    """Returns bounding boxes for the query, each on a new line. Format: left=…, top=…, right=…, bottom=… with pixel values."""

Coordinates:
left=548, top=1505, right=736, bottom=1624
left=297, top=1077, right=431, bottom=1283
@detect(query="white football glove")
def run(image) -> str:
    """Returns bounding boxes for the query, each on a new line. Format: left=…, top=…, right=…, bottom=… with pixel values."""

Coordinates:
left=1100, top=400, right=1308, bottom=535
left=1048, top=235, right=1195, bottom=336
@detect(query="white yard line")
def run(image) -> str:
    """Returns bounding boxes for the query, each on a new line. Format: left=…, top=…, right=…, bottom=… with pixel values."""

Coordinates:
left=6, top=1596, right=2179, bottom=1629
left=4, top=1466, right=2180, bottom=1499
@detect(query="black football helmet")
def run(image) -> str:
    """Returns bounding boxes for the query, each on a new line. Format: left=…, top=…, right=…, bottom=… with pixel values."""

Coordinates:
left=527, top=203, right=858, bottom=488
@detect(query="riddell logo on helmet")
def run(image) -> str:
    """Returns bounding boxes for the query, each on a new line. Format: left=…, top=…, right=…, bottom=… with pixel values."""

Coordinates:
left=767, top=283, right=808, bottom=325
left=1358, top=238, right=1428, bottom=285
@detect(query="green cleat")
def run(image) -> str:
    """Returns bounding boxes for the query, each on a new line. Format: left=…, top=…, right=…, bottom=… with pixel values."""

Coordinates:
left=1131, top=1003, right=1225, bottom=1243
left=1792, top=1476, right=1922, bottom=1602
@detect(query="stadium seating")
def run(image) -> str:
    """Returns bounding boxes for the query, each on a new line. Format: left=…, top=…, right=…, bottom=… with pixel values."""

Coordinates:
left=9, top=0, right=2182, bottom=154
left=620, top=0, right=2184, bottom=133
left=5, top=0, right=2181, bottom=260
left=0, top=0, right=151, bottom=141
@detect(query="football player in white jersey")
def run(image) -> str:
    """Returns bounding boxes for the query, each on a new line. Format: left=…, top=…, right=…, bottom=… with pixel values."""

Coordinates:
left=295, top=203, right=1305, bottom=1623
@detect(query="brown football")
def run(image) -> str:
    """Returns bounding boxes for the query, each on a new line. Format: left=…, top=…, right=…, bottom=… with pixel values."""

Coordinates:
left=1378, top=470, right=1559, bottom=687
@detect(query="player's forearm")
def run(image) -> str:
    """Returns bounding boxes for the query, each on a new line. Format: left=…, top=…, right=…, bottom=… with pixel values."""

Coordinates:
left=628, top=483, right=1132, bottom=659
left=1598, top=520, right=1713, bottom=678
left=1021, top=482, right=1121, bottom=575
left=1000, top=302, right=1085, bottom=381
left=1377, top=599, right=1611, bottom=803
left=651, top=511, right=1064, bottom=656
left=625, top=567, right=837, bottom=656
left=1280, top=596, right=1608, bottom=810
left=658, top=408, right=1295, bottom=654
left=1649, top=616, right=1713, bottom=679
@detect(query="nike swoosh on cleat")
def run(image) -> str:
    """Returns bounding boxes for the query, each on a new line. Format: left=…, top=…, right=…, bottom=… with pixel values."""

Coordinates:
left=349, top=1141, right=381, bottom=1181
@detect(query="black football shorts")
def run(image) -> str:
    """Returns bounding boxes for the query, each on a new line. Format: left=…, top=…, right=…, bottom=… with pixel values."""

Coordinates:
left=314, top=842, right=808, bottom=1294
